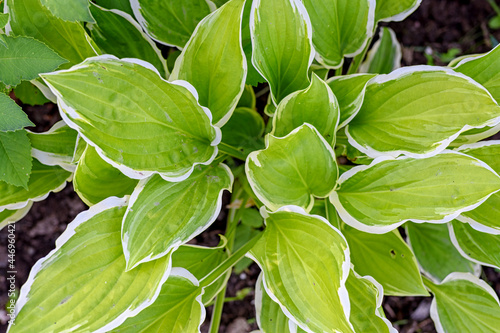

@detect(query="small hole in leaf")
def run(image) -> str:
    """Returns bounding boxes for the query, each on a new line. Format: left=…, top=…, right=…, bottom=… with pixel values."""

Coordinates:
left=390, top=250, right=396, bottom=258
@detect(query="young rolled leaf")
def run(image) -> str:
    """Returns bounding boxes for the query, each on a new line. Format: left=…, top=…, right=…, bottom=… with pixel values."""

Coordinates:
left=74, top=145, right=138, bottom=206
left=375, top=0, right=421, bottom=23
left=122, top=163, right=233, bottom=270
left=0, top=130, right=32, bottom=188
left=130, top=0, right=211, bottom=48
left=0, top=202, right=32, bottom=230
left=41, top=55, right=221, bottom=182
left=87, top=3, right=168, bottom=78
left=221, top=107, right=265, bottom=156
left=301, top=0, right=375, bottom=68
left=425, top=273, right=500, bottom=333
left=346, top=66, right=500, bottom=158
left=327, top=73, right=376, bottom=128
left=109, top=268, right=205, bottom=333
left=246, top=124, right=338, bottom=212
left=331, top=151, right=500, bottom=233
left=0, top=36, right=67, bottom=86
left=7, top=197, right=172, bottom=333
left=359, top=27, right=402, bottom=74
left=40, top=0, right=94, bottom=23
left=0, top=93, right=34, bottom=132
left=406, top=222, right=478, bottom=282
left=248, top=207, right=355, bottom=333
left=342, top=224, right=428, bottom=296
left=250, top=0, right=313, bottom=104
left=272, top=73, right=339, bottom=145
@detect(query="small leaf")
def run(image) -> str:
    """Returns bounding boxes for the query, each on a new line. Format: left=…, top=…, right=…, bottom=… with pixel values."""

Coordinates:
left=13, top=81, right=50, bottom=106
left=0, top=93, right=34, bottom=132
left=0, top=202, right=32, bottom=231
left=222, top=107, right=265, bottom=155
left=375, top=0, right=421, bottom=23
left=359, top=27, right=402, bottom=74
left=0, top=13, right=9, bottom=29
left=40, top=0, right=94, bottom=23
left=0, top=130, right=32, bottom=188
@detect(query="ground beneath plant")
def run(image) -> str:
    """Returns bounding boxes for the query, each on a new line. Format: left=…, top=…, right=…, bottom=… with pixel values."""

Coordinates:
left=2, top=1, right=500, bottom=332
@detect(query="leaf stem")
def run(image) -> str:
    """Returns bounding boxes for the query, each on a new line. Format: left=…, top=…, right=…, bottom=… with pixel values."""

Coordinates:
left=218, top=142, right=247, bottom=161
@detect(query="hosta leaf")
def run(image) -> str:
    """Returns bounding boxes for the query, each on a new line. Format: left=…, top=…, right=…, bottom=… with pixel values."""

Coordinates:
left=250, top=0, right=313, bottom=104
left=41, top=55, right=221, bottom=182
left=272, top=73, right=339, bottom=145
left=0, top=36, right=67, bottom=86
left=0, top=159, right=70, bottom=212
left=342, top=224, right=428, bottom=296
left=249, top=207, right=355, bottom=333
left=109, top=268, right=204, bottom=333
left=236, top=85, right=256, bottom=109
left=0, top=93, right=34, bottom=132
left=0, top=130, right=32, bottom=188
left=171, top=0, right=246, bottom=126
left=13, top=81, right=50, bottom=106
left=0, top=202, right=32, bottom=230
left=246, top=124, right=337, bottom=212
left=456, top=141, right=500, bottom=233
left=241, top=0, right=265, bottom=87
left=375, top=0, right=421, bottom=23
left=301, top=0, right=375, bottom=68
left=346, top=67, right=500, bottom=158
left=450, top=220, right=500, bottom=270
left=359, top=27, right=401, bottom=74
left=40, top=0, right=94, bottom=23
left=327, top=73, right=376, bottom=128
left=425, top=273, right=500, bottom=333
left=74, top=145, right=138, bottom=206
left=94, top=0, right=133, bottom=16
left=450, top=123, right=500, bottom=147
left=6, top=0, right=98, bottom=67
left=130, top=0, right=211, bottom=48
left=336, top=131, right=374, bottom=165
left=406, top=222, right=478, bottom=282
left=331, top=151, right=500, bottom=233
left=87, top=3, right=168, bottom=78
left=122, top=163, right=233, bottom=270
left=221, top=107, right=265, bottom=156
left=7, top=197, right=172, bottom=333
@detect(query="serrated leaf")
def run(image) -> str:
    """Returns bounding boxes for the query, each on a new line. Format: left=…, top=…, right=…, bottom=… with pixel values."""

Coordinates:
left=0, top=202, right=31, bottom=230
left=347, top=67, right=500, bottom=158
left=0, top=130, right=32, bottom=188
left=170, top=0, right=246, bottom=126
left=41, top=55, right=220, bottom=182
left=375, top=0, right=421, bottom=23
left=40, top=0, right=94, bottom=23
left=425, top=273, right=500, bottom=333
left=250, top=0, right=313, bottom=104
left=13, top=81, right=50, bottom=106
left=406, top=222, right=478, bottom=282
left=130, top=0, right=211, bottom=48
left=0, top=36, right=67, bottom=86
left=342, top=224, right=428, bottom=296
left=301, top=0, right=375, bottom=68
left=94, top=0, right=133, bottom=15
left=331, top=151, right=500, bottom=233
left=0, top=13, right=9, bottom=29
left=87, top=3, right=168, bottom=78
left=221, top=107, right=265, bottom=156
left=359, top=27, right=402, bottom=74
left=122, top=163, right=233, bottom=270
left=74, top=145, right=138, bottom=206
left=272, top=73, right=339, bottom=144
left=0, top=93, right=34, bottom=132
left=249, top=207, right=355, bottom=333
left=246, top=124, right=337, bottom=212
left=7, top=197, right=172, bottom=333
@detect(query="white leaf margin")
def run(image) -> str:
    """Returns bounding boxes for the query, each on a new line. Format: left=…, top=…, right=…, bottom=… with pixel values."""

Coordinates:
left=254, top=272, right=291, bottom=333
left=0, top=202, right=32, bottom=231
left=376, top=0, right=422, bottom=23
left=359, top=27, right=401, bottom=74
left=40, top=54, right=222, bottom=183
left=345, top=65, right=500, bottom=159
left=453, top=43, right=500, bottom=69
left=330, top=150, right=500, bottom=234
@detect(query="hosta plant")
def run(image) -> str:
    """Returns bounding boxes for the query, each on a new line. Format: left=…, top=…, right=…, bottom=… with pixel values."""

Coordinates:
left=2, top=0, right=500, bottom=332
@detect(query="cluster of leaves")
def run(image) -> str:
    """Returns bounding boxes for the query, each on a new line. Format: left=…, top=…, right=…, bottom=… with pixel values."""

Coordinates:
left=2, top=0, right=500, bottom=332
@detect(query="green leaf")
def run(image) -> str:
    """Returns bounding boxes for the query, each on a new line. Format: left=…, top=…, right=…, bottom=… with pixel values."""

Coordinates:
left=74, top=145, right=138, bottom=206
left=0, top=159, right=70, bottom=212
left=221, top=107, right=265, bottom=156
left=0, top=36, right=67, bottom=86
left=7, top=197, right=172, bottom=333
left=450, top=123, right=500, bottom=147
left=94, top=0, right=133, bottom=16
left=170, top=0, right=246, bottom=126
left=87, top=3, right=168, bottom=78
left=236, top=84, right=256, bottom=109
left=246, top=124, right=338, bottom=212
left=122, top=163, right=233, bottom=270
left=359, top=27, right=402, bottom=74
left=331, top=151, right=500, bottom=233
left=241, top=0, right=265, bottom=87
left=347, top=67, right=500, bottom=158
left=342, top=224, right=428, bottom=296
left=13, top=81, right=50, bottom=106
left=272, top=73, right=339, bottom=145
left=130, top=0, right=211, bottom=48
left=0, top=202, right=32, bottom=230
left=406, top=222, right=478, bottom=282
left=425, top=273, right=500, bottom=333
left=41, top=55, right=221, bottom=182
left=40, top=0, right=94, bottom=23
left=6, top=0, right=99, bottom=67
left=0, top=13, right=9, bottom=29
left=250, top=0, right=313, bottom=104
left=327, top=73, right=376, bottom=128
left=301, top=0, right=375, bottom=68
left=0, top=93, right=34, bottom=132
left=375, top=0, right=421, bottom=23
left=0, top=130, right=32, bottom=188
left=336, top=130, right=374, bottom=165
left=249, top=207, right=355, bottom=333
